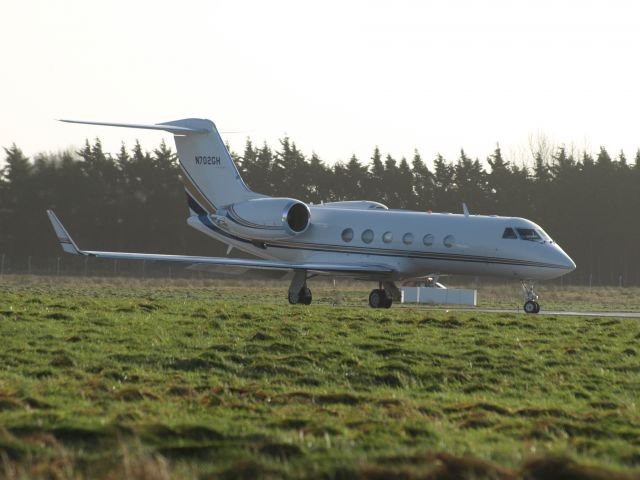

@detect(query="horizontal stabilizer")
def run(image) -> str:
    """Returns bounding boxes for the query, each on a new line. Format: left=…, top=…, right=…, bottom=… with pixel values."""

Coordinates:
left=46, top=210, right=393, bottom=276
left=58, top=119, right=212, bottom=135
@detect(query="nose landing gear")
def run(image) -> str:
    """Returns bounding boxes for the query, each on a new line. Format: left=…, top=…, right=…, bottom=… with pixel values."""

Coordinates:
left=522, top=281, right=540, bottom=314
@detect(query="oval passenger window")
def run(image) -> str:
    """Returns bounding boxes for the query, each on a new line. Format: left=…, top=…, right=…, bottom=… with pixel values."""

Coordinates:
left=443, top=235, right=455, bottom=248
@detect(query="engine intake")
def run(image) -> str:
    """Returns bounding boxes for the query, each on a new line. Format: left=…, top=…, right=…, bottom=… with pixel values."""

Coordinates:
left=285, top=202, right=310, bottom=232
left=214, top=197, right=311, bottom=240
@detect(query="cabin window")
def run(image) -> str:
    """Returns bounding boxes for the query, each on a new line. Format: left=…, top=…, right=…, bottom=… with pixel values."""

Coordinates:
left=423, top=234, right=434, bottom=246
left=382, top=231, right=393, bottom=243
left=516, top=228, right=542, bottom=241
left=443, top=235, right=455, bottom=247
left=341, top=228, right=354, bottom=242
left=361, top=229, right=374, bottom=244
left=502, top=228, right=517, bottom=239
left=402, top=233, right=414, bottom=245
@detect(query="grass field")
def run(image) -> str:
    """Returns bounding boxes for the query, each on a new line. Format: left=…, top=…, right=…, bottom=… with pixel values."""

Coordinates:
left=1, top=276, right=639, bottom=479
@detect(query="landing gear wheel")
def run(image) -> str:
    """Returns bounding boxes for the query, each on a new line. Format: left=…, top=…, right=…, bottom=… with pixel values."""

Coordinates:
left=524, top=300, right=538, bottom=314
left=288, top=290, right=298, bottom=305
left=522, top=281, right=540, bottom=314
left=301, top=287, right=312, bottom=305
left=369, top=289, right=383, bottom=308
left=369, top=289, right=392, bottom=309
left=289, top=286, right=312, bottom=305
left=382, top=296, right=393, bottom=309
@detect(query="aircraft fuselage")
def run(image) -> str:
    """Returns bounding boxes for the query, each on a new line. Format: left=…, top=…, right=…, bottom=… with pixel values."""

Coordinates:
left=188, top=206, right=575, bottom=281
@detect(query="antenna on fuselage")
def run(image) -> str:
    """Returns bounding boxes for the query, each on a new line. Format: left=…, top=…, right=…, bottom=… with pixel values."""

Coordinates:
left=462, top=203, right=470, bottom=218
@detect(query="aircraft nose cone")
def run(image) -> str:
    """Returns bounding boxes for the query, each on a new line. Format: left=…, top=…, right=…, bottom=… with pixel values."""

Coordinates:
left=550, top=245, right=575, bottom=271
left=564, top=255, right=576, bottom=271
left=555, top=247, right=576, bottom=271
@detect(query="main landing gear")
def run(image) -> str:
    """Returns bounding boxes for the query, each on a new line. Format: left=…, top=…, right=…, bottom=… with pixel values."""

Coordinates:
left=522, top=281, right=540, bottom=314
left=369, top=289, right=392, bottom=309
left=288, top=270, right=312, bottom=305
left=288, top=287, right=312, bottom=305
left=285, top=274, right=399, bottom=310
left=369, top=281, right=401, bottom=309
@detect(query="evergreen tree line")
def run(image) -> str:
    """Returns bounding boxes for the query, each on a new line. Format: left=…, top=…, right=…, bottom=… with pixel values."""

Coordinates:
left=1, top=137, right=639, bottom=285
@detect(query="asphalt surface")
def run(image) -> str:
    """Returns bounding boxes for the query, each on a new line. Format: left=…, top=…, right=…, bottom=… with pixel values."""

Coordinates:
left=406, top=306, right=640, bottom=318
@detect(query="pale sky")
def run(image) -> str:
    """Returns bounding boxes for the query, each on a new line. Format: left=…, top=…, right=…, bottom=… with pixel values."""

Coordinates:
left=1, top=0, right=639, bottom=168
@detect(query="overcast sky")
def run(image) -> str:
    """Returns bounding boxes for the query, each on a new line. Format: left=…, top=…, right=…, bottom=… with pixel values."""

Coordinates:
left=1, top=0, right=639, bottom=167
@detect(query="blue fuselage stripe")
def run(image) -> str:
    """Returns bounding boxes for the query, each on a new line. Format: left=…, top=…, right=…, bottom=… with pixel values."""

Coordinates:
left=186, top=192, right=207, bottom=215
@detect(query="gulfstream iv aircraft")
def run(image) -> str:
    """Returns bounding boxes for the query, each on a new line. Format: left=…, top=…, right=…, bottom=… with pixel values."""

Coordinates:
left=48, top=118, right=576, bottom=313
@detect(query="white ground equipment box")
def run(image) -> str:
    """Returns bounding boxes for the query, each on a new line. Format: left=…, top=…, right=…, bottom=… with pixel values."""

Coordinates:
left=400, top=280, right=477, bottom=306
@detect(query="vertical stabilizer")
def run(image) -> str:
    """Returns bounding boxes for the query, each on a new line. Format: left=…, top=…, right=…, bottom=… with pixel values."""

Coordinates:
left=59, top=117, right=262, bottom=215
left=159, top=119, right=261, bottom=213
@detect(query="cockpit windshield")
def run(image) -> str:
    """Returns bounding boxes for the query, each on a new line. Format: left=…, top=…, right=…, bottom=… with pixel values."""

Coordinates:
left=503, top=226, right=553, bottom=242
left=516, top=228, right=542, bottom=241
left=536, top=229, right=551, bottom=241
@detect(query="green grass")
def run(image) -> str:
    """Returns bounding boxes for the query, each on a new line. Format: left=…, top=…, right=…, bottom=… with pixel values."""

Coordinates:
left=0, top=277, right=639, bottom=479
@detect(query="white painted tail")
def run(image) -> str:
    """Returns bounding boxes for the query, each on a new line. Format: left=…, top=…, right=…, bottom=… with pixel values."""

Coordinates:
left=59, top=118, right=262, bottom=214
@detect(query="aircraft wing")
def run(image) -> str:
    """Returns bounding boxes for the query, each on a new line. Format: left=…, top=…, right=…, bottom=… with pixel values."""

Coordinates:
left=47, top=210, right=394, bottom=276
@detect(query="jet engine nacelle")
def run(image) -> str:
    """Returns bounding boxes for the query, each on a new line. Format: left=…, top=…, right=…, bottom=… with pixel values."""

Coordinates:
left=212, top=197, right=311, bottom=240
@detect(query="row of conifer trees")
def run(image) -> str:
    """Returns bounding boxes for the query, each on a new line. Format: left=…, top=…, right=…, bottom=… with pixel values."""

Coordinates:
left=1, top=138, right=639, bottom=284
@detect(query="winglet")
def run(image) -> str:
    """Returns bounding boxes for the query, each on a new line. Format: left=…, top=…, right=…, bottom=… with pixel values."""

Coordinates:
left=46, top=210, right=83, bottom=255
left=462, top=203, right=470, bottom=218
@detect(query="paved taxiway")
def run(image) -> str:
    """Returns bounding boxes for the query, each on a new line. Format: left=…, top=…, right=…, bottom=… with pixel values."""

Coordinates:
left=402, top=306, right=640, bottom=318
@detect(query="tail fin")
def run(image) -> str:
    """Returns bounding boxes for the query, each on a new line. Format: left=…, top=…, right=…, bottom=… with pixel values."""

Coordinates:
left=59, top=118, right=261, bottom=214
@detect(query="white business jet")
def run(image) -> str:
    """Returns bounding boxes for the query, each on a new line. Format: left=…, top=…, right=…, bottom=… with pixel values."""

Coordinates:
left=47, top=118, right=575, bottom=313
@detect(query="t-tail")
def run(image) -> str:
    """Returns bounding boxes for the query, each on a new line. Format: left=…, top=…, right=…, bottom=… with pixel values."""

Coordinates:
left=59, top=118, right=262, bottom=215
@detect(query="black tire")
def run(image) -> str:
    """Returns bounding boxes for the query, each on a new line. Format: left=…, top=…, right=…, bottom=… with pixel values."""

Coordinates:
left=524, top=300, right=538, bottom=314
left=288, top=290, right=299, bottom=304
left=369, top=289, right=383, bottom=308
left=289, top=287, right=312, bottom=305
left=382, top=296, right=392, bottom=309
left=533, top=301, right=540, bottom=313
left=301, top=287, right=312, bottom=305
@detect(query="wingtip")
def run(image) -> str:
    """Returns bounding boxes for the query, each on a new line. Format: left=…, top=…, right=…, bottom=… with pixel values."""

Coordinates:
left=46, top=210, right=82, bottom=255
